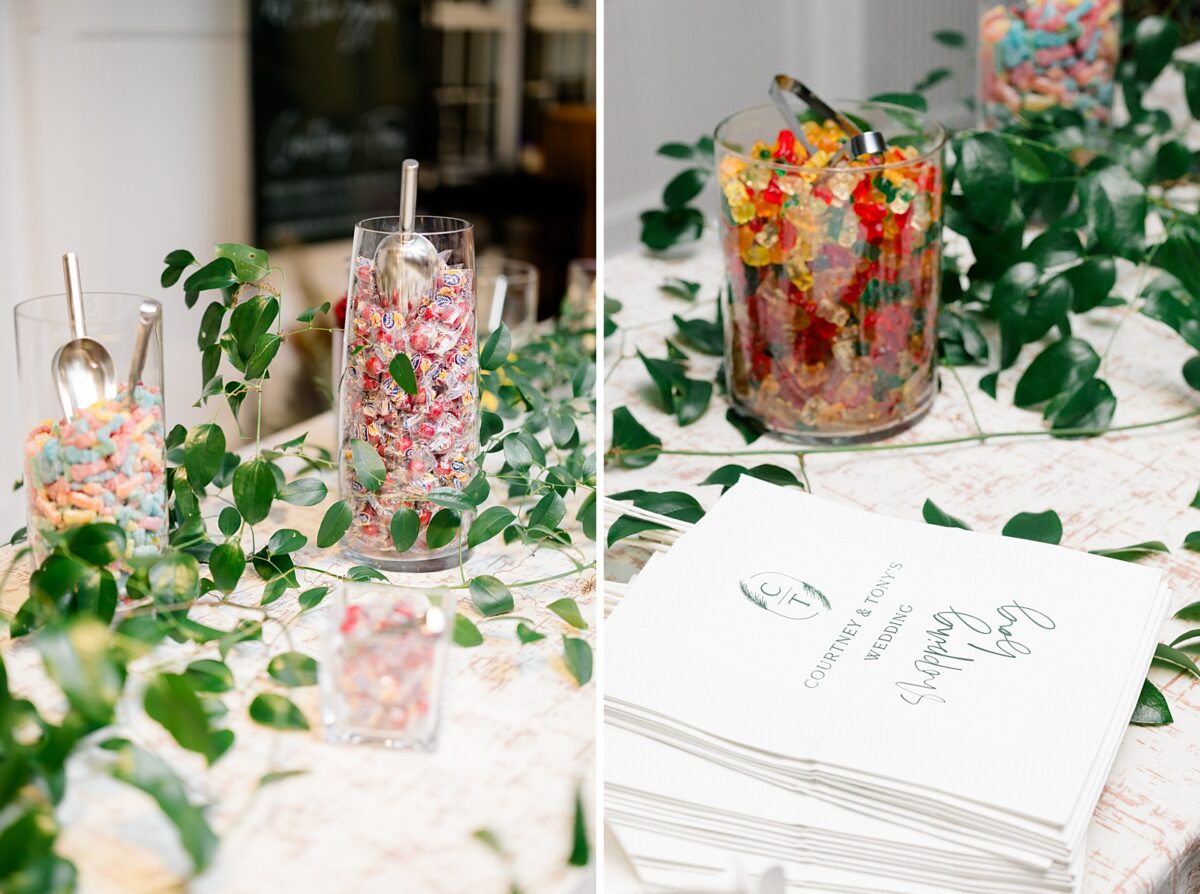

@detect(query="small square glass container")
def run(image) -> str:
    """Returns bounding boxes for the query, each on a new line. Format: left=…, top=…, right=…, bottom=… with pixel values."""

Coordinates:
left=320, top=581, right=455, bottom=750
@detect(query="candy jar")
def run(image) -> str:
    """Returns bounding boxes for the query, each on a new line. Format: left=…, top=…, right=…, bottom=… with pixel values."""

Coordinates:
left=978, top=0, right=1122, bottom=130
left=320, top=582, right=455, bottom=750
left=14, top=292, right=167, bottom=566
left=338, top=216, right=479, bottom=572
left=714, top=101, right=946, bottom=443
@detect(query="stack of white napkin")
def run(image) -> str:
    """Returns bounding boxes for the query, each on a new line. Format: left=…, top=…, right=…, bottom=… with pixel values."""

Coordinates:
left=605, top=479, right=1170, bottom=893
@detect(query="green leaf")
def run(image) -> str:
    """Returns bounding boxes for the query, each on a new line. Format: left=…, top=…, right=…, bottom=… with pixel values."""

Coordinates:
left=528, top=492, right=567, bottom=530
left=922, top=499, right=971, bottom=530
left=1152, top=643, right=1200, bottom=680
left=569, top=787, right=590, bottom=866
left=503, top=433, right=534, bottom=470
left=662, top=168, right=708, bottom=209
left=547, top=598, right=587, bottom=629
left=1083, top=166, right=1146, bottom=255
left=610, top=406, right=662, bottom=468
left=1185, top=356, right=1200, bottom=392
left=1063, top=259, right=1117, bottom=313
left=215, top=243, right=270, bottom=282
left=300, top=583, right=333, bottom=609
left=197, top=301, right=226, bottom=349
left=1001, top=510, right=1062, bottom=545
left=1130, top=678, right=1172, bottom=725
left=933, top=29, right=966, bottom=47
left=1088, top=541, right=1169, bottom=562
left=297, top=301, right=331, bottom=323
left=346, top=565, right=388, bottom=582
left=266, top=528, right=306, bottom=554
left=1134, top=16, right=1179, bottom=83
left=1157, top=140, right=1191, bottom=182
left=659, top=278, right=700, bottom=301
left=349, top=438, right=386, bottom=493
left=243, top=333, right=282, bottom=381
left=578, top=490, right=597, bottom=541
left=868, top=91, right=927, bottom=112
left=657, top=142, right=695, bottom=159
left=218, top=507, right=241, bottom=537
left=958, top=134, right=1014, bottom=227
left=232, top=458, right=277, bottom=525
left=914, top=67, right=952, bottom=93
left=673, top=314, right=723, bottom=355
left=1013, top=338, right=1100, bottom=408
left=675, top=377, right=712, bottom=426
left=1050, top=378, right=1116, bottom=434
left=249, top=693, right=309, bottom=730
left=480, top=323, right=512, bottom=371
left=108, top=742, right=218, bottom=870
left=468, top=506, right=516, bottom=548
left=36, top=617, right=122, bottom=727
left=640, top=207, right=705, bottom=251
left=1183, top=531, right=1200, bottom=552
left=277, top=477, right=327, bottom=506
left=454, top=614, right=484, bottom=647
left=563, top=636, right=593, bottom=686
left=149, top=551, right=200, bottom=602
left=469, top=575, right=514, bottom=616
left=183, top=424, right=226, bottom=489
left=66, top=523, right=127, bottom=566
left=385, top=507, right=418, bottom=553
left=182, top=257, right=238, bottom=294
left=516, top=622, right=546, bottom=644
left=317, top=500, right=353, bottom=548
left=267, top=652, right=318, bottom=687
left=184, top=659, right=234, bottom=693
left=208, top=541, right=246, bottom=593
left=1156, top=225, right=1200, bottom=301
left=701, top=463, right=802, bottom=494
left=388, top=352, right=418, bottom=396
left=426, top=509, right=461, bottom=550
left=144, top=672, right=216, bottom=761
left=725, top=407, right=764, bottom=444
left=427, top=488, right=478, bottom=512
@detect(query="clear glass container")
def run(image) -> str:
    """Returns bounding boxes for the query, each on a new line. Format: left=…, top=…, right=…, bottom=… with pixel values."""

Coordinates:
left=714, top=102, right=946, bottom=443
left=338, top=216, right=479, bottom=572
left=476, top=257, right=539, bottom=345
left=320, top=581, right=455, bottom=750
left=14, top=293, right=167, bottom=564
left=979, top=0, right=1122, bottom=130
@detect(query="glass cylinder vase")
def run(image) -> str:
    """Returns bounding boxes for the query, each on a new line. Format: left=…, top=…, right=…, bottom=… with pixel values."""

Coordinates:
left=14, top=292, right=167, bottom=565
left=338, top=217, right=479, bottom=572
left=714, top=101, right=946, bottom=443
left=320, top=581, right=454, bottom=750
left=978, top=0, right=1122, bottom=130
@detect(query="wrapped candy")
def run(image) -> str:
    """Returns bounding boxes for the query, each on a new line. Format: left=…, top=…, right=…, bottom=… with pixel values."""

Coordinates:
left=979, top=0, right=1121, bottom=129
left=338, top=225, right=480, bottom=570
left=715, top=103, right=946, bottom=441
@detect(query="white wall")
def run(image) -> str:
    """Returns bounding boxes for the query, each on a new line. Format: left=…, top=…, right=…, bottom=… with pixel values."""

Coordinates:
left=603, top=0, right=977, bottom=254
left=0, top=0, right=252, bottom=533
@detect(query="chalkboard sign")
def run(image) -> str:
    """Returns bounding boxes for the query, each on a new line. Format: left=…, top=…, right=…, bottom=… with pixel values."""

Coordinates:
left=251, top=0, right=423, bottom=245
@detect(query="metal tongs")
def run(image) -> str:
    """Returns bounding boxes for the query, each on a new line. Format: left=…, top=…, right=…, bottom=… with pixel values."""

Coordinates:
left=769, top=74, right=887, bottom=163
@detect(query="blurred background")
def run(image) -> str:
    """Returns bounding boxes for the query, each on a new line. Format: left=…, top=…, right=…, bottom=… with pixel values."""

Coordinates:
left=0, top=0, right=595, bottom=532
left=604, top=0, right=1196, bottom=254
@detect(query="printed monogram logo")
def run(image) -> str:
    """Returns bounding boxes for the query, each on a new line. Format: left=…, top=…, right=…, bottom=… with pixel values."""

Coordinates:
left=739, top=571, right=831, bottom=621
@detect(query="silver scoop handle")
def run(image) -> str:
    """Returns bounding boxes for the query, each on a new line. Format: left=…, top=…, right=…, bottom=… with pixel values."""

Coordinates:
left=126, top=302, right=160, bottom=400
left=400, top=158, right=419, bottom=235
left=770, top=74, right=888, bottom=162
left=62, top=252, right=86, bottom=341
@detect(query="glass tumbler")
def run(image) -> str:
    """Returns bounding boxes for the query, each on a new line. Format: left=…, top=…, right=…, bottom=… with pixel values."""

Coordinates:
left=715, top=101, right=946, bottom=443
left=14, top=293, right=167, bottom=565
left=338, top=217, right=479, bottom=572
left=476, top=257, right=539, bottom=345
left=978, top=0, right=1121, bottom=130
left=320, top=582, right=455, bottom=750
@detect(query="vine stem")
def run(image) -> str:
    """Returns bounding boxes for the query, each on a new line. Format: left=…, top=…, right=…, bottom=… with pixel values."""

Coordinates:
left=608, top=408, right=1200, bottom=462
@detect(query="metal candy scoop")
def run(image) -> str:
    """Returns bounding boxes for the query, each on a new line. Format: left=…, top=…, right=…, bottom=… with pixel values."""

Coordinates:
left=770, top=74, right=888, bottom=162
left=125, top=301, right=160, bottom=405
left=375, top=158, right=438, bottom=318
left=52, top=252, right=117, bottom=418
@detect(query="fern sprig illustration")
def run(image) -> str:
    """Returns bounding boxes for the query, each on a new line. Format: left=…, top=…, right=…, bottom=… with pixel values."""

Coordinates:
left=739, top=579, right=768, bottom=610
left=803, top=581, right=831, bottom=611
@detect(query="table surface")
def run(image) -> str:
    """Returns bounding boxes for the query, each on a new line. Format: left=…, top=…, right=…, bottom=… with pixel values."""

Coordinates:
left=602, top=211, right=1200, bottom=892
left=1, top=410, right=596, bottom=894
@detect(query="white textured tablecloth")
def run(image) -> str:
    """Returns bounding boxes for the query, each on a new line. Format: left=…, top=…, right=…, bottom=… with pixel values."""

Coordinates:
left=603, top=232, right=1200, bottom=894
left=1, top=410, right=596, bottom=894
